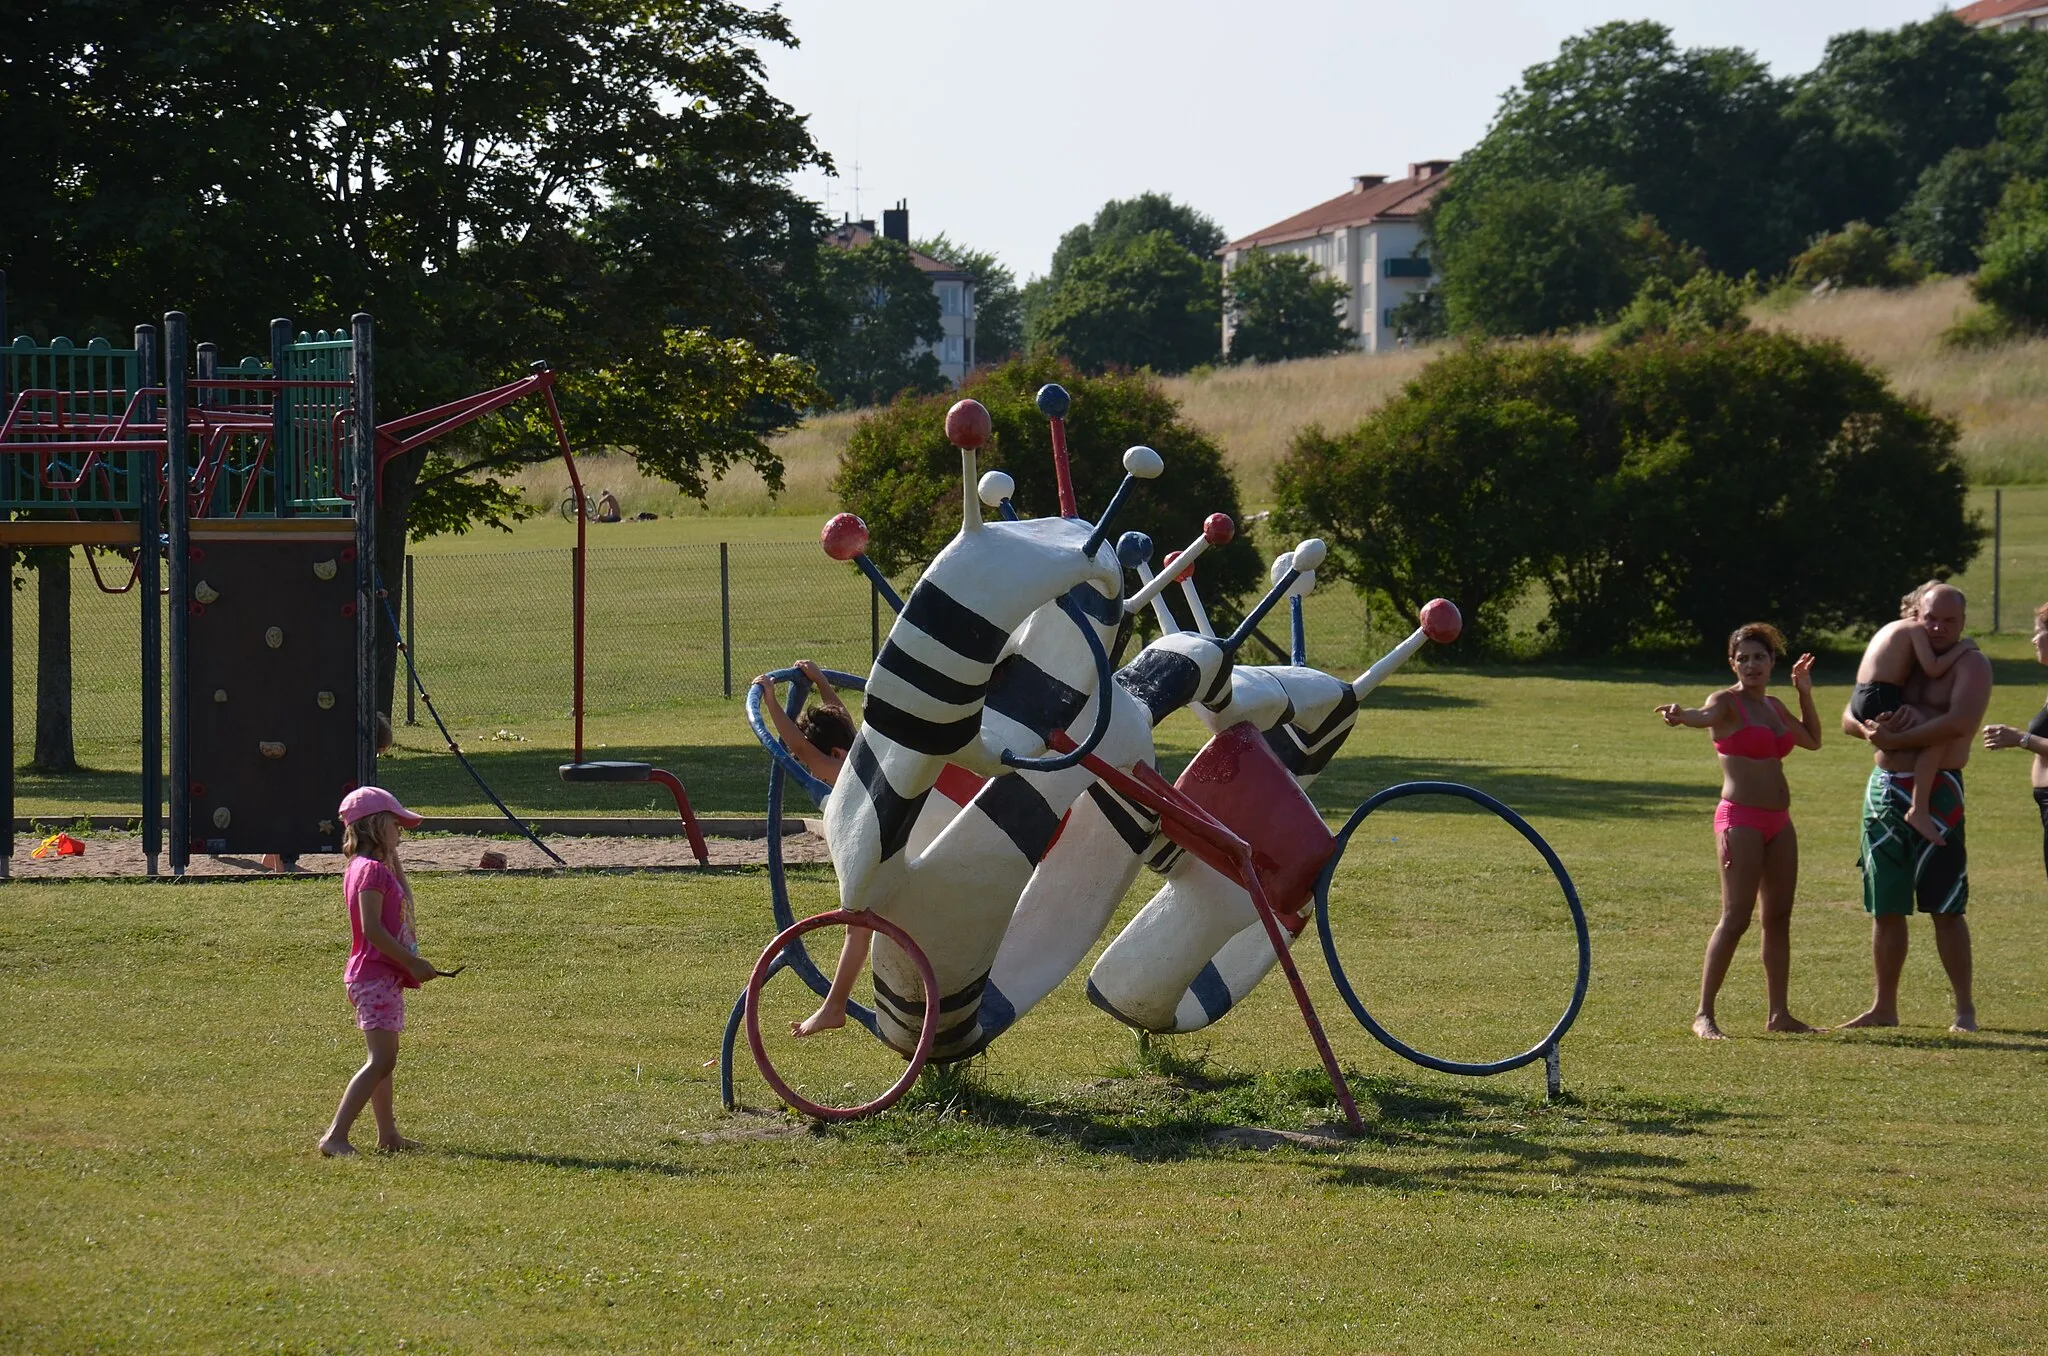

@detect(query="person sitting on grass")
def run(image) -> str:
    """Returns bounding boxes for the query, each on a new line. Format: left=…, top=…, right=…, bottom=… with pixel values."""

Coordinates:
left=751, top=660, right=864, bottom=1037
left=1851, top=593, right=1979, bottom=845
left=319, top=786, right=442, bottom=1157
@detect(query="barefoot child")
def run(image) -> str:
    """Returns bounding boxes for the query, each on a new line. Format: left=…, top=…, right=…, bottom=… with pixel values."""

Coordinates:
left=752, top=661, right=862, bottom=1036
left=1851, top=593, right=1979, bottom=844
left=319, top=787, right=441, bottom=1156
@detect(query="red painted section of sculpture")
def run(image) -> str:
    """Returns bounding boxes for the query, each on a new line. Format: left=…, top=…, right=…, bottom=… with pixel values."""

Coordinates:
left=1420, top=597, right=1463, bottom=645
left=945, top=399, right=993, bottom=451
left=1202, top=513, right=1235, bottom=546
left=821, top=512, right=869, bottom=562
left=1172, top=722, right=1336, bottom=920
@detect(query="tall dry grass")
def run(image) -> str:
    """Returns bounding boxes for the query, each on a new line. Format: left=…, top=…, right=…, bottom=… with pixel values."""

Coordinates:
left=1754, top=277, right=2048, bottom=483
left=513, top=408, right=860, bottom=519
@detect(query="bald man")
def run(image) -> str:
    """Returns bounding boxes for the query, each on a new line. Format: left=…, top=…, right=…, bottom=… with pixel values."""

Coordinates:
left=1840, top=582, right=1989, bottom=1032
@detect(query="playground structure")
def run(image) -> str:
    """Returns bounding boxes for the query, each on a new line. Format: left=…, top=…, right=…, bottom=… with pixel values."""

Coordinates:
left=731, top=389, right=1591, bottom=1128
left=0, top=275, right=708, bottom=874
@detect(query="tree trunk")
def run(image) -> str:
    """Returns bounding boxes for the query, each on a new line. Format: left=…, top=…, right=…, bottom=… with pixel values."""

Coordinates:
left=373, top=451, right=425, bottom=722
left=33, top=548, right=76, bottom=773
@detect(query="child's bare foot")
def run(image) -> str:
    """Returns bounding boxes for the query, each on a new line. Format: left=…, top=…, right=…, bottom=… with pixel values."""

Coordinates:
left=1838, top=1007, right=1899, bottom=1029
left=1951, top=1008, right=1978, bottom=1033
left=376, top=1136, right=422, bottom=1153
left=318, top=1136, right=356, bottom=1157
left=1905, top=806, right=1946, bottom=845
left=1766, top=1013, right=1819, bottom=1033
left=1692, top=1013, right=1727, bottom=1040
left=791, top=1007, right=846, bottom=1037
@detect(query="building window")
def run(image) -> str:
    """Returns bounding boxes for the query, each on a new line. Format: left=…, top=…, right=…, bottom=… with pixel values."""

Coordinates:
left=1336, top=233, right=1347, bottom=264
left=944, top=336, right=963, bottom=363
left=1384, top=256, right=1433, bottom=279
left=939, top=283, right=962, bottom=316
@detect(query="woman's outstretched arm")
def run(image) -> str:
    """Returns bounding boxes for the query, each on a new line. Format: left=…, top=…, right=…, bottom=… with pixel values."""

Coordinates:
left=1655, top=692, right=1724, bottom=729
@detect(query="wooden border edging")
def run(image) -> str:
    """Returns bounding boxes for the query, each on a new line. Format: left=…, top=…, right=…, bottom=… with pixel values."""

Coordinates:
left=14, top=815, right=805, bottom=839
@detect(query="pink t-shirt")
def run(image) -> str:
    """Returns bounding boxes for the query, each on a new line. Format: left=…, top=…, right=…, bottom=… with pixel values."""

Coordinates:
left=343, top=856, right=418, bottom=988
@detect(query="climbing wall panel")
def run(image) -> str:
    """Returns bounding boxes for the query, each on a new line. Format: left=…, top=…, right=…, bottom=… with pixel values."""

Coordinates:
left=186, top=531, right=358, bottom=855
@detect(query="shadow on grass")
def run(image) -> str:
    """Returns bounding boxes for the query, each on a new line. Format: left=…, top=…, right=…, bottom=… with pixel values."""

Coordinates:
left=1835, top=1027, right=2048, bottom=1054
left=438, top=1146, right=714, bottom=1179
left=1307, top=752, right=1706, bottom=821
left=809, top=1053, right=1758, bottom=1203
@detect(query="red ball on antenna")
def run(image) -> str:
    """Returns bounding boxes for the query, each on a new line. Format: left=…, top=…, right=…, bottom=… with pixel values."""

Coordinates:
left=1420, top=597, right=1462, bottom=644
left=945, top=399, right=992, bottom=451
left=1163, top=548, right=1196, bottom=583
left=1202, top=513, right=1235, bottom=546
left=821, top=512, right=870, bottom=562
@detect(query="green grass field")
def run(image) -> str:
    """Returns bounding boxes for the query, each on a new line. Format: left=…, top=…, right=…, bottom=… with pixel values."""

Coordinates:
left=7, top=643, right=2048, bottom=1350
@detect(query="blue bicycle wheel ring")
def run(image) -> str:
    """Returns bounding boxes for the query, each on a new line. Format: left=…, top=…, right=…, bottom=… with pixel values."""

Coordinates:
left=1312, top=781, right=1590, bottom=1077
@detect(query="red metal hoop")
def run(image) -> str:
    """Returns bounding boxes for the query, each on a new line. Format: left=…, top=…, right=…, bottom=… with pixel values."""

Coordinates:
left=742, top=909, right=940, bottom=1121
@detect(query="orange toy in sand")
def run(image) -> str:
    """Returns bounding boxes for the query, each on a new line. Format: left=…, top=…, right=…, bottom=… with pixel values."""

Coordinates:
left=31, top=832, right=86, bottom=859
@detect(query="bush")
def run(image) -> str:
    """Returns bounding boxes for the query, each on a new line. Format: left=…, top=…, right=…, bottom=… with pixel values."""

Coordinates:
left=1603, top=270, right=1756, bottom=346
left=1222, top=251, right=1352, bottom=364
left=1272, top=334, right=1979, bottom=656
left=1787, top=222, right=1925, bottom=291
left=832, top=354, right=1262, bottom=619
left=1972, top=177, right=2048, bottom=331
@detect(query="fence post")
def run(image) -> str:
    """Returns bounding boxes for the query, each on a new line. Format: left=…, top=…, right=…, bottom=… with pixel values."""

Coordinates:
left=269, top=318, right=292, bottom=515
left=720, top=542, right=732, bottom=698
left=166, top=312, right=191, bottom=875
left=1993, top=489, right=2002, bottom=635
left=350, top=314, right=376, bottom=792
left=404, top=553, right=417, bottom=725
left=136, top=322, right=161, bottom=877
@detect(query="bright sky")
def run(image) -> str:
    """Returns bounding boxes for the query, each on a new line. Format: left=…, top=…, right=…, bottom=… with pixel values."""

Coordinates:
left=758, top=1, right=1957, bottom=278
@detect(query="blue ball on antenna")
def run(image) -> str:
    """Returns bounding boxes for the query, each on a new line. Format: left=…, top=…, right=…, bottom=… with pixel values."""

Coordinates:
left=1036, top=383, right=1071, bottom=419
left=1115, top=531, right=1153, bottom=569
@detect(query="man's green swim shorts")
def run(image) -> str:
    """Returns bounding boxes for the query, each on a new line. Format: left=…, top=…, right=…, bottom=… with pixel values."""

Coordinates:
left=1859, top=767, right=1967, bottom=917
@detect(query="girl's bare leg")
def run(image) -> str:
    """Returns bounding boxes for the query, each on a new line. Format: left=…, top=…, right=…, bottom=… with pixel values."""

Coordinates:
left=793, top=925, right=872, bottom=1037
left=1758, top=825, right=1816, bottom=1032
left=369, top=1071, right=418, bottom=1151
left=1697, top=827, right=1763, bottom=1039
left=321, top=1029, right=399, bottom=1155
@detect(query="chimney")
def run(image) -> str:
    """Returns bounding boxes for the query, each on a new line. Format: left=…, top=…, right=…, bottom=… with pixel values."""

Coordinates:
left=1409, top=160, right=1453, bottom=180
left=882, top=199, right=909, bottom=243
left=1351, top=174, right=1387, bottom=193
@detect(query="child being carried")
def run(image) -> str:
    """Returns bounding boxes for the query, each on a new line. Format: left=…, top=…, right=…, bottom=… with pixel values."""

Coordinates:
left=1851, top=592, right=1977, bottom=844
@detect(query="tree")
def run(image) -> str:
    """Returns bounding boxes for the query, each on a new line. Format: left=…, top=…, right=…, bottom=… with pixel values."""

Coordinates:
left=833, top=355, right=1262, bottom=620
left=27, top=551, right=75, bottom=773
left=1223, top=251, right=1352, bottom=364
left=1788, top=222, right=1925, bottom=290
left=1434, top=172, right=1680, bottom=336
left=915, top=233, right=1023, bottom=367
left=1047, top=194, right=1227, bottom=284
left=1603, top=270, right=1755, bottom=347
left=811, top=239, right=946, bottom=408
left=1893, top=146, right=2016, bottom=273
left=1029, top=232, right=1221, bottom=374
left=1972, top=178, right=2048, bottom=330
left=1, top=0, right=833, bottom=717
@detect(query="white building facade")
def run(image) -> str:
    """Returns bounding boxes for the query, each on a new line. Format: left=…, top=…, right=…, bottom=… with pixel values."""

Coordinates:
left=1221, top=161, right=1450, bottom=356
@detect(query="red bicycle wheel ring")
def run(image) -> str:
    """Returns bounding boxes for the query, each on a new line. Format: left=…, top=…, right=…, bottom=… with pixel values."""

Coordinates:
left=742, top=909, right=940, bottom=1121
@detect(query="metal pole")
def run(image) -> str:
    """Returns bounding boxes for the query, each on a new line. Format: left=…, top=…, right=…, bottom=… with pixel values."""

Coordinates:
left=720, top=542, right=732, bottom=699
left=871, top=578, right=880, bottom=659
left=136, top=323, right=161, bottom=877
left=1993, top=489, right=2002, bottom=635
left=572, top=540, right=585, bottom=761
left=404, top=553, right=417, bottom=725
left=269, top=318, right=291, bottom=515
left=351, top=314, right=376, bottom=791
left=166, top=312, right=191, bottom=875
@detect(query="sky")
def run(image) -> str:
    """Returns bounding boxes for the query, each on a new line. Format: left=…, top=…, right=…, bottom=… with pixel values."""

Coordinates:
left=756, top=0, right=1958, bottom=279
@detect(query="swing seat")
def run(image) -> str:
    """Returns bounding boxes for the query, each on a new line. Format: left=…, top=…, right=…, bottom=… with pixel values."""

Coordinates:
left=558, top=761, right=711, bottom=866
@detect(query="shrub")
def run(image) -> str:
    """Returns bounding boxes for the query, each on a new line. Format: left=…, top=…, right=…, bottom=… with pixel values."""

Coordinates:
left=1603, top=270, right=1756, bottom=346
left=1222, top=251, right=1352, bottom=364
left=1272, top=334, right=1979, bottom=656
left=832, top=354, right=1262, bottom=619
left=1972, top=177, right=2048, bottom=331
left=1787, top=222, right=1925, bottom=291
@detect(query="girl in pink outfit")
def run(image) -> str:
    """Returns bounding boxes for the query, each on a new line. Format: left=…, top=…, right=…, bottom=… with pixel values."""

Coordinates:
left=319, top=787, right=443, bottom=1156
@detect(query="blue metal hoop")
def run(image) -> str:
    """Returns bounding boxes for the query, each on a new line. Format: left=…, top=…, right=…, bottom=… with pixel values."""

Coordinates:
left=1312, top=781, right=1591, bottom=1077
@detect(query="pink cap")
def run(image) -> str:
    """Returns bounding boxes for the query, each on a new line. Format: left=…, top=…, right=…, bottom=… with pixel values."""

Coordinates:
left=339, top=785, right=423, bottom=828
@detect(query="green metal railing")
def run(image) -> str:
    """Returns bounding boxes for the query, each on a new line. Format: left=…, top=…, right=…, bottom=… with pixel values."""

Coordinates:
left=0, top=335, right=148, bottom=513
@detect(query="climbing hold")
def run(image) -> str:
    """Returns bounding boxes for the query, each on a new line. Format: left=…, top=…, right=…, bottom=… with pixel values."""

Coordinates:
left=193, top=581, right=219, bottom=604
left=340, top=601, right=357, bottom=619
left=212, top=806, right=231, bottom=829
left=316, top=691, right=335, bottom=710
left=339, top=546, right=356, bottom=563
left=259, top=741, right=286, bottom=759
left=213, top=689, right=228, bottom=704
left=312, top=559, right=337, bottom=581
left=265, top=626, right=283, bottom=649
left=318, top=819, right=336, bottom=835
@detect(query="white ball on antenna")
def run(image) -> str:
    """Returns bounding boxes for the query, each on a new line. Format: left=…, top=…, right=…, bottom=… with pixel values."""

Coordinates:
left=1292, top=538, right=1328, bottom=572
left=1288, top=570, right=1316, bottom=599
left=1269, top=551, right=1295, bottom=586
left=977, top=471, right=1015, bottom=507
left=1123, top=445, right=1164, bottom=479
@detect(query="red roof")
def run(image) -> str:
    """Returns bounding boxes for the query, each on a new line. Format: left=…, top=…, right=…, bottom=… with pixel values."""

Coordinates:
left=824, top=221, right=969, bottom=278
left=1955, top=0, right=2048, bottom=23
left=1225, top=164, right=1452, bottom=252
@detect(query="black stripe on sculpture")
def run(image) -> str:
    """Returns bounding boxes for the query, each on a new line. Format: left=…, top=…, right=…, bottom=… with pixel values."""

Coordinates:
left=977, top=773, right=1065, bottom=864
left=875, top=638, right=991, bottom=708
left=1295, top=688, right=1359, bottom=746
left=900, top=580, right=1011, bottom=665
left=873, top=967, right=988, bottom=1017
left=1063, top=582, right=1123, bottom=625
left=1265, top=724, right=1351, bottom=778
left=1114, top=649, right=1203, bottom=725
left=985, top=655, right=1089, bottom=738
left=1189, top=962, right=1234, bottom=1023
left=862, top=696, right=983, bottom=756
left=848, top=741, right=933, bottom=861
left=1086, top=783, right=1157, bottom=855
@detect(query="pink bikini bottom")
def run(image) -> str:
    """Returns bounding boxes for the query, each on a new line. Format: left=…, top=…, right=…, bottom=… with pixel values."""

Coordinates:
left=1715, top=800, right=1791, bottom=844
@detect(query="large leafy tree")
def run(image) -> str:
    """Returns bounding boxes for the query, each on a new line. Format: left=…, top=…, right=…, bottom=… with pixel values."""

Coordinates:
left=1030, top=232, right=1221, bottom=374
left=811, top=239, right=946, bottom=408
left=915, top=234, right=1023, bottom=368
left=2, top=0, right=831, bottom=714
left=1223, top=251, right=1352, bottom=364
left=1047, top=193, right=1227, bottom=283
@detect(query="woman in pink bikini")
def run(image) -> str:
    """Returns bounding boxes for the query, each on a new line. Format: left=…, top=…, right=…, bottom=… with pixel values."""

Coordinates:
left=1656, top=622, right=1824, bottom=1039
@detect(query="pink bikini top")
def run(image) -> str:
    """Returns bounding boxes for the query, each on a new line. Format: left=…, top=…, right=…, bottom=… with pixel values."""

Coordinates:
left=1714, top=697, right=1797, bottom=762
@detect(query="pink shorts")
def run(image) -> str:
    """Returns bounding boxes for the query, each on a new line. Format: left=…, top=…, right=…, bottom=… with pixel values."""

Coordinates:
left=345, top=975, right=406, bottom=1032
left=1715, top=800, right=1791, bottom=844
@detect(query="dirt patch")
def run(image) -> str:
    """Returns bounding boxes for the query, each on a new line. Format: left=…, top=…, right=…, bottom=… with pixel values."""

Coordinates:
left=5, top=830, right=832, bottom=879
left=1203, top=1124, right=1353, bottom=1152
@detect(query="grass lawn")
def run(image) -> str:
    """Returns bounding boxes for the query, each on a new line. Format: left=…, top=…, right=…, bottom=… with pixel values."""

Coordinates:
left=7, top=646, right=2048, bottom=1351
